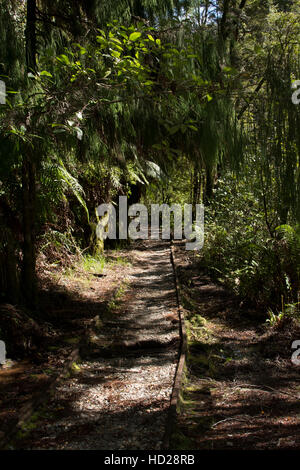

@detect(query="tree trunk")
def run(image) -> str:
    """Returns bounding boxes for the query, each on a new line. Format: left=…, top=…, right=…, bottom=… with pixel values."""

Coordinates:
left=22, top=0, right=37, bottom=307
left=25, top=0, right=37, bottom=72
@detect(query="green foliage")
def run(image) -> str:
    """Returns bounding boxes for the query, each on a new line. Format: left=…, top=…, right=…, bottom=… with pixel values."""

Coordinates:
left=145, top=157, right=273, bottom=304
left=236, top=4, right=300, bottom=223
left=198, top=172, right=299, bottom=314
left=0, top=0, right=299, bottom=317
left=58, top=161, right=89, bottom=223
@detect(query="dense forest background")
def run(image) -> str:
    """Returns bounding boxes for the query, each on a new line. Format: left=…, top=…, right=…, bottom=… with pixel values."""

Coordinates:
left=0, top=0, right=299, bottom=334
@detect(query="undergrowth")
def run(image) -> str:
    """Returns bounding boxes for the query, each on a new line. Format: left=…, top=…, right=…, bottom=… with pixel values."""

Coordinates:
left=197, top=174, right=300, bottom=320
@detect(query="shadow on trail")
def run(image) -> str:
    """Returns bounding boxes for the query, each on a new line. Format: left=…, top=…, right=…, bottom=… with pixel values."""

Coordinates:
left=11, top=239, right=179, bottom=450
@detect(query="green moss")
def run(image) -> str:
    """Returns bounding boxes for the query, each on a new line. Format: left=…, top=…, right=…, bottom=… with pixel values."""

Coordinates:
left=190, top=314, right=207, bottom=327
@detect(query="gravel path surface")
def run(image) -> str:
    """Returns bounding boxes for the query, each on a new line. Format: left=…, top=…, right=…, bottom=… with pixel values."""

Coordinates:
left=19, top=240, right=180, bottom=450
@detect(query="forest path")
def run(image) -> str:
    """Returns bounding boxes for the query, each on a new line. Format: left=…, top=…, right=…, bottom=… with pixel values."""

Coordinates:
left=172, top=242, right=300, bottom=450
left=17, top=239, right=180, bottom=450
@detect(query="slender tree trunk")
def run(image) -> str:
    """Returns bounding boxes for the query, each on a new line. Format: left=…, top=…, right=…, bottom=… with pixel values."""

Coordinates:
left=220, top=0, right=230, bottom=42
left=25, top=0, right=37, bottom=72
left=192, top=169, right=203, bottom=219
left=192, top=169, right=198, bottom=219
left=22, top=0, right=37, bottom=307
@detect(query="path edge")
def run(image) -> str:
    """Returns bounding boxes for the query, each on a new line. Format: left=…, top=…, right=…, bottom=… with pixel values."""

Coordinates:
left=162, top=241, right=187, bottom=450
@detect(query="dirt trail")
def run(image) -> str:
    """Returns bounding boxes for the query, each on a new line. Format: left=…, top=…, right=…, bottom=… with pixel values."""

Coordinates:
left=14, top=240, right=180, bottom=450
left=173, top=243, right=300, bottom=450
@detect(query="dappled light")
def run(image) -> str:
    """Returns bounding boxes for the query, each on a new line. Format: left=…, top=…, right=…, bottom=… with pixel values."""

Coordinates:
left=0, top=0, right=299, bottom=453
